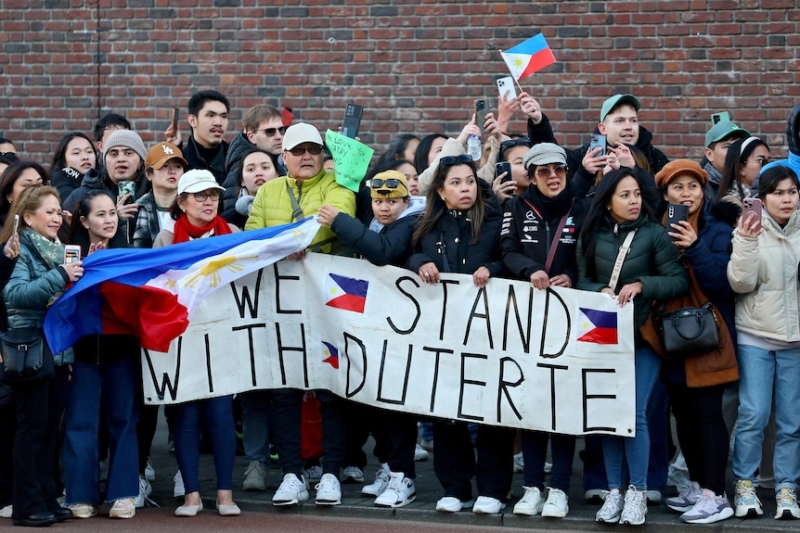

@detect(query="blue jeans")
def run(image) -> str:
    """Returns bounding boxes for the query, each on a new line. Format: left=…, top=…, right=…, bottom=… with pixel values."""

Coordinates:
left=64, top=358, right=140, bottom=504
left=603, top=345, right=661, bottom=490
left=733, top=344, right=800, bottom=491
left=173, top=396, right=236, bottom=494
left=241, top=390, right=270, bottom=467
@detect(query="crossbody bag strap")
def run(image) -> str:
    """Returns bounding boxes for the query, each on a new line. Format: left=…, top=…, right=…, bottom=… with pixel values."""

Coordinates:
left=608, top=229, right=636, bottom=292
left=285, top=181, right=303, bottom=222
left=544, top=201, right=574, bottom=274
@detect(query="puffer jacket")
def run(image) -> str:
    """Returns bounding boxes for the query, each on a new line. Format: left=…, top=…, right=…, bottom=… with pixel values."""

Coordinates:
left=245, top=169, right=356, bottom=255
left=577, top=214, right=688, bottom=330
left=727, top=209, right=800, bottom=343
left=4, top=231, right=73, bottom=364
left=51, top=166, right=88, bottom=202
left=183, top=135, right=228, bottom=185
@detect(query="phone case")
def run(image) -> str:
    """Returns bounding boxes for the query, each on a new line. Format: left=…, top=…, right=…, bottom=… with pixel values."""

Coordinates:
left=496, top=77, right=517, bottom=100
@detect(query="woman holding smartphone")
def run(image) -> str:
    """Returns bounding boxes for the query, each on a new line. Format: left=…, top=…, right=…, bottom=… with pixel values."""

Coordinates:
left=62, top=190, right=140, bottom=520
left=727, top=166, right=800, bottom=520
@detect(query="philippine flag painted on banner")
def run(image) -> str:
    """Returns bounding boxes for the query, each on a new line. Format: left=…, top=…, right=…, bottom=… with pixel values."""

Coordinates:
left=321, top=341, right=339, bottom=369
left=324, top=273, right=368, bottom=313
left=44, top=218, right=320, bottom=354
left=577, top=307, right=618, bottom=345
left=501, top=33, right=556, bottom=81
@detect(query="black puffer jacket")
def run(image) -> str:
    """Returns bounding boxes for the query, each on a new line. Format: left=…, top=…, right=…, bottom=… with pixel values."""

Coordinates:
left=51, top=166, right=89, bottom=202
left=500, top=185, right=588, bottom=284
left=183, top=135, right=228, bottom=185
left=407, top=181, right=506, bottom=277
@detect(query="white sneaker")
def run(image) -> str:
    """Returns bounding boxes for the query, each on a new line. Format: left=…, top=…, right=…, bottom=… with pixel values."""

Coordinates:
left=362, top=464, right=391, bottom=496
left=734, top=479, right=763, bottom=518
left=374, top=472, right=416, bottom=508
left=645, top=489, right=661, bottom=504
left=775, top=487, right=800, bottom=520
left=513, top=452, right=524, bottom=473
left=173, top=470, right=185, bottom=498
left=585, top=488, right=606, bottom=503
left=342, top=466, right=364, bottom=483
left=473, top=496, right=505, bottom=514
left=315, top=473, right=342, bottom=506
left=134, top=476, right=152, bottom=508
left=513, top=486, right=545, bottom=516
left=595, top=489, right=623, bottom=523
left=681, top=489, right=734, bottom=524
left=67, top=503, right=97, bottom=519
left=414, top=443, right=429, bottom=461
left=304, top=465, right=323, bottom=483
left=541, top=487, right=569, bottom=518
left=272, top=473, right=309, bottom=506
left=0, top=504, right=11, bottom=518
left=109, top=497, right=136, bottom=519
left=144, top=458, right=156, bottom=482
left=620, top=486, right=647, bottom=526
left=243, top=460, right=268, bottom=491
left=665, top=480, right=702, bottom=512
left=435, top=496, right=474, bottom=513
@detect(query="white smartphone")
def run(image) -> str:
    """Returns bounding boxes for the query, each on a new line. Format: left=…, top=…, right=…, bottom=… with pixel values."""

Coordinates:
left=496, top=76, right=517, bottom=101
left=12, top=214, right=19, bottom=236
left=64, top=244, right=81, bottom=265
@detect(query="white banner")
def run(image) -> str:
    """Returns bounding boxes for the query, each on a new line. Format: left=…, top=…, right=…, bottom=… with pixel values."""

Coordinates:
left=142, top=254, right=636, bottom=436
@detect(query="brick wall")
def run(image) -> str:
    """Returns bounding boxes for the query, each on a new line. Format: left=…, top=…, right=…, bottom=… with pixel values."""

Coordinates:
left=1, top=0, right=798, bottom=163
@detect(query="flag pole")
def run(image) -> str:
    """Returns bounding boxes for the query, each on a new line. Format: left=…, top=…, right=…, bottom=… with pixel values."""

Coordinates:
left=498, top=48, right=524, bottom=96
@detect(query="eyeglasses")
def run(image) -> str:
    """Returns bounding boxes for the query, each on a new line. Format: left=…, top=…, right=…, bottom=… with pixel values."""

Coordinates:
left=191, top=190, right=221, bottom=202
left=255, top=126, right=287, bottom=137
left=368, top=178, right=408, bottom=191
left=286, top=144, right=323, bottom=157
left=499, top=138, right=531, bottom=160
left=535, top=164, right=568, bottom=180
left=439, top=154, right=474, bottom=166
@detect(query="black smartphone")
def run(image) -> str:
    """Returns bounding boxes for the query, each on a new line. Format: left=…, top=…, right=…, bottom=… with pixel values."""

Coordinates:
left=496, top=162, right=512, bottom=183
left=171, top=107, right=179, bottom=132
left=474, top=99, right=487, bottom=135
left=589, top=133, right=606, bottom=157
left=666, top=203, right=690, bottom=239
left=341, top=103, right=363, bottom=139
left=742, top=198, right=763, bottom=227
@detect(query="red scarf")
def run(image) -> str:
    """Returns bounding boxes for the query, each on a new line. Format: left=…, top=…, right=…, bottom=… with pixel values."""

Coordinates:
left=172, top=215, right=232, bottom=244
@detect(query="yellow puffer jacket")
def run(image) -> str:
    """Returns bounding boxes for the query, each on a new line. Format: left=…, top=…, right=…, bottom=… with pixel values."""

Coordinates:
left=245, top=169, right=356, bottom=255
left=727, top=209, right=800, bottom=343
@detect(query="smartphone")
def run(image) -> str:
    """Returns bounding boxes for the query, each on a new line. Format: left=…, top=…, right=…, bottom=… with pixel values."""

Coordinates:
left=118, top=180, right=136, bottom=201
left=711, top=111, right=731, bottom=125
left=742, top=198, right=763, bottom=226
left=589, top=133, right=606, bottom=157
left=341, top=103, right=363, bottom=139
left=171, top=107, right=179, bottom=132
left=64, top=244, right=81, bottom=265
left=12, top=214, right=19, bottom=236
left=474, top=99, right=487, bottom=135
left=666, top=204, right=690, bottom=239
left=496, top=162, right=512, bottom=183
left=496, top=76, right=517, bottom=101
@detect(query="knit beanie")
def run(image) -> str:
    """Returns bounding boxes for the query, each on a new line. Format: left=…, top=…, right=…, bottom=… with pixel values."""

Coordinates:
left=104, top=130, right=147, bottom=162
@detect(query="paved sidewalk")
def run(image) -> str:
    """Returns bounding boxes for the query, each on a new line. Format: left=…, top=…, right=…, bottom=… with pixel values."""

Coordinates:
left=145, top=411, right=793, bottom=532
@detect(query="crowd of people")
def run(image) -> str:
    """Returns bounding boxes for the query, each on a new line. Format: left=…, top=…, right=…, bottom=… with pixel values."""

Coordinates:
left=0, top=88, right=799, bottom=528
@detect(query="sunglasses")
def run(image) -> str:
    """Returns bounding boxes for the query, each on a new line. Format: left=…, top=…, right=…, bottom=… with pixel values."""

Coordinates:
left=286, top=144, right=323, bottom=157
left=439, top=154, right=474, bottom=166
left=192, top=190, right=221, bottom=202
left=499, top=137, right=531, bottom=160
left=368, top=178, right=407, bottom=190
left=255, top=126, right=287, bottom=137
left=534, top=164, right=568, bottom=180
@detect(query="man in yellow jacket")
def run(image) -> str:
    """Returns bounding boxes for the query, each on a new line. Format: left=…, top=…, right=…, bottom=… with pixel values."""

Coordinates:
left=245, top=122, right=355, bottom=507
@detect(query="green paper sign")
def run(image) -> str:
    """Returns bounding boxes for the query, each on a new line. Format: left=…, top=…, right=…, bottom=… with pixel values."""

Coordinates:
left=325, top=129, right=374, bottom=193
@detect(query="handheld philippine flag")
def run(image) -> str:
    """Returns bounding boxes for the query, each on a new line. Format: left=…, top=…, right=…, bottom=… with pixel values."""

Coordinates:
left=501, top=33, right=556, bottom=82
left=577, top=307, right=619, bottom=345
left=324, top=273, right=368, bottom=313
left=321, top=341, right=339, bottom=369
left=44, top=217, right=321, bottom=354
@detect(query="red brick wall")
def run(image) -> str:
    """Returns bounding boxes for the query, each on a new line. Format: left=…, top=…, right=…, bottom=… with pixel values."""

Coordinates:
left=1, top=0, right=798, bottom=163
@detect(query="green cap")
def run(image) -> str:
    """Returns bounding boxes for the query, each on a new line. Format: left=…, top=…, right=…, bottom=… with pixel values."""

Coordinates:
left=600, top=94, right=640, bottom=122
left=705, top=121, right=750, bottom=148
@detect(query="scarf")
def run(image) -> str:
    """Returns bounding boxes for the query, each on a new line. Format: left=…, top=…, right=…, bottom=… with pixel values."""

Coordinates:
left=20, top=228, right=64, bottom=270
left=172, top=215, right=232, bottom=244
left=703, top=161, right=723, bottom=187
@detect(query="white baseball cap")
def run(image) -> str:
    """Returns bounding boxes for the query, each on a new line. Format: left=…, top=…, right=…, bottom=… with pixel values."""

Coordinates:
left=282, top=122, right=323, bottom=152
left=177, top=169, right=225, bottom=195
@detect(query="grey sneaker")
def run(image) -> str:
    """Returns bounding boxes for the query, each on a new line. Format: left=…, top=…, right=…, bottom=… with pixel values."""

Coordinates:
left=681, top=489, right=734, bottom=524
left=595, top=489, right=623, bottom=523
left=243, top=460, right=268, bottom=491
left=621, top=487, right=647, bottom=526
left=665, top=481, right=702, bottom=512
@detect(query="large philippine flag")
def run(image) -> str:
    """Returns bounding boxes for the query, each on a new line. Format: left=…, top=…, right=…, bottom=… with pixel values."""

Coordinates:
left=44, top=218, right=320, bottom=354
left=501, top=33, right=556, bottom=81
left=577, top=307, right=619, bottom=345
left=324, top=273, right=368, bottom=313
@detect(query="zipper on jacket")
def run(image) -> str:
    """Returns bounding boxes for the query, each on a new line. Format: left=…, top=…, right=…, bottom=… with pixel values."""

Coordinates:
left=613, top=223, right=620, bottom=251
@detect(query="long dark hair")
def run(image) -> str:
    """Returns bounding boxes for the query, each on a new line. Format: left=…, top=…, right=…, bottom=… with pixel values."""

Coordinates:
left=50, top=132, right=97, bottom=173
left=413, top=133, right=447, bottom=174
left=235, top=146, right=278, bottom=194
left=373, top=134, right=420, bottom=170
left=412, top=159, right=485, bottom=246
left=580, top=168, right=656, bottom=280
left=0, top=161, right=50, bottom=224
left=365, top=158, right=415, bottom=181
left=69, top=189, right=117, bottom=244
left=716, top=137, right=769, bottom=202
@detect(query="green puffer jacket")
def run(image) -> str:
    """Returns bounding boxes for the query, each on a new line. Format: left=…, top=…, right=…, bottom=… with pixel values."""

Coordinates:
left=245, top=169, right=356, bottom=255
left=4, top=232, right=73, bottom=364
left=577, top=214, right=688, bottom=330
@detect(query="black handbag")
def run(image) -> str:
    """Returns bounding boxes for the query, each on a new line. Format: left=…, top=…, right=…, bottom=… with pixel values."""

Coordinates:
left=657, top=302, right=720, bottom=357
left=0, top=327, right=55, bottom=383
